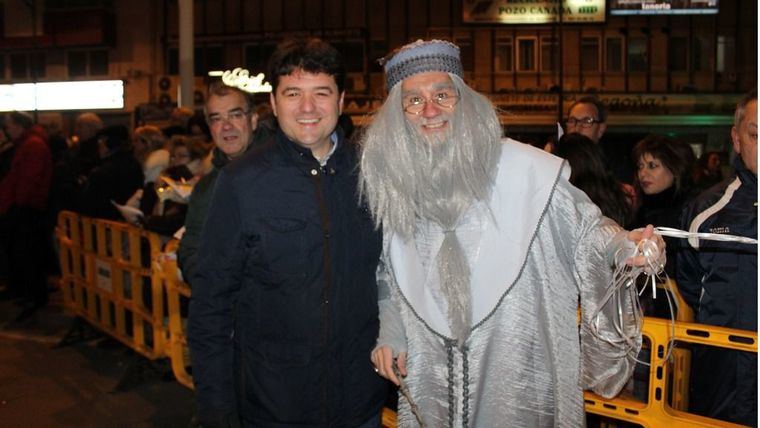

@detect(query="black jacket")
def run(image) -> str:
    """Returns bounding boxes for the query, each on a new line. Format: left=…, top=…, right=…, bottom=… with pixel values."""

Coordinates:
left=677, top=158, right=757, bottom=329
left=676, top=158, right=757, bottom=426
left=79, top=150, right=144, bottom=220
left=188, top=129, right=386, bottom=427
left=178, top=124, right=273, bottom=282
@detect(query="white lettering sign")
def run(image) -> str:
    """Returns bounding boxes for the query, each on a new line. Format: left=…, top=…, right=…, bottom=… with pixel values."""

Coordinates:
left=216, top=68, right=273, bottom=93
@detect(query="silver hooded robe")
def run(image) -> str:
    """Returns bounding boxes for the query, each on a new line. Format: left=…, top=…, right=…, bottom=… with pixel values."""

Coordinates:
left=376, top=140, right=641, bottom=428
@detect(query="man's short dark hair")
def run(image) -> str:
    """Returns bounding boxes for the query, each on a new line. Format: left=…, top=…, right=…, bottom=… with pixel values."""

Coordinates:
left=568, top=96, right=607, bottom=123
left=205, top=81, right=253, bottom=114
left=8, top=111, right=34, bottom=130
left=267, top=38, right=346, bottom=94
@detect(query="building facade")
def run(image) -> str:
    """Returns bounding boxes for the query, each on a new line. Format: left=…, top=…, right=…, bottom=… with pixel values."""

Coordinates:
left=0, top=0, right=757, bottom=151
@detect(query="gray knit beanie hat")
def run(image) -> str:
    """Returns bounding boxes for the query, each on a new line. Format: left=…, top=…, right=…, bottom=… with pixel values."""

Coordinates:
left=382, top=39, right=464, bottom=89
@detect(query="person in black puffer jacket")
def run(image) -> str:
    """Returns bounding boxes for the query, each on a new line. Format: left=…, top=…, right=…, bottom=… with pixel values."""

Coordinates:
left=187, top=38, right=386, bottom=428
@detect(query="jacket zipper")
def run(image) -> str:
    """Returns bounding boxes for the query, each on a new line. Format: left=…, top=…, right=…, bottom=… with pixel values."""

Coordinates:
left=311, top=168, right=333, bottom=423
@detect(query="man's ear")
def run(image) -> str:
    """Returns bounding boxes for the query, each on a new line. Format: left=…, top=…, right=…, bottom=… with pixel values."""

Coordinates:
left=270, top=93, right=277, bottom=117
left=338, top=91, right=345, bottom=115
left=597, top=122, right=607, bottom=140
left=731, top=125, right=740, bottom=154
left=250, top=112, right=259, bottom=131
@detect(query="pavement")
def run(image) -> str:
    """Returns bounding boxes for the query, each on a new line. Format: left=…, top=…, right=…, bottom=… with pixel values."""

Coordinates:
left=0, top=285, right=196, bottom=428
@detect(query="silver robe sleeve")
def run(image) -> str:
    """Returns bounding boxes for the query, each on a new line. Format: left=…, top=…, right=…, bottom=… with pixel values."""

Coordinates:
left=375, top=255, right=408, bottom=356
left=559, top=180, right=642, bottom=398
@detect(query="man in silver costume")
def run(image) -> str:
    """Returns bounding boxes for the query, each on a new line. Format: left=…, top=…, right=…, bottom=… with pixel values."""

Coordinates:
left=360, top=40, right=664, bottom=427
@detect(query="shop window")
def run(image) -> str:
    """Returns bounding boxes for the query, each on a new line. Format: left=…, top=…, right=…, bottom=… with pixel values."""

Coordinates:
left=716, top=35, right=735, bottom=73
left=10, top=54, right=26, bottom=79
left=627, top=37, right=647, bottom=72
left=692, top=35, right=711, bottom=72
left=495, top=37, right=513, bottom=72
left=605, top=37, right=623, bottom=72
left=10, top=52, right=46, bottom=79
left=670, top=36, right=688, bottom=72
left=455, top=36, right=474, bottom=72
left=581, top=37, right=600, bottom=72
left=168, top=46, right=225, bottom=76
left=68, top=50, right=107, bottom=77
left=540, top=36, right=558, bottom=72
left=517, top=37, right=537, bottom=72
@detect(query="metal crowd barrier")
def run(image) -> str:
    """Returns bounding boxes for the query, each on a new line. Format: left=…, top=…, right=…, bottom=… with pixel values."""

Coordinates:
left=56, top=211, right=756, bottom=427
left=56, top=210, right=167, bottom=359
left=160, top=238, right=194, bottom=389
left=584, top=318, right=756, bottom=427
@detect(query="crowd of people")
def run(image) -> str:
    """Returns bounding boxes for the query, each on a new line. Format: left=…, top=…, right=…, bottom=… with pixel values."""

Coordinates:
left=0, top=106, right=240, bottom=316
left=0, top=37, right=755, bottom=427
left=552, top=90, right=757, bottom=426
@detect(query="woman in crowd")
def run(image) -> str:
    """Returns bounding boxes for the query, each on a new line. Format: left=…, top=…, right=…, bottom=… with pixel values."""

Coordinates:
left=169, top=135, right=212, bottom=177
left=631, top=134, right=696, bottom=275
left=555, top=133, right=634, bottom=227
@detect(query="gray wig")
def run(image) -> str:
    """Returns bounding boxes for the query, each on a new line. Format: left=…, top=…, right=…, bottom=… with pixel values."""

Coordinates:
left=359, top=74, right=502, bottom=238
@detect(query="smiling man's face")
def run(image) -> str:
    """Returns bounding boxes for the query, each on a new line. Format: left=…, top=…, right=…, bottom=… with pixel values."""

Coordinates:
left=400, top=71, right=458, bottom=141
left=270, top=69, right=344, bottom=160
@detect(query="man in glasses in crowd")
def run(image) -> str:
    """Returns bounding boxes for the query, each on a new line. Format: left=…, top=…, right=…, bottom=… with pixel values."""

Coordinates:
left=566, top=96, right=608, bottom=144
left=362, top=39, right=664, bottom=426
left=566, top=96, right=635, bottom=186
left=177, top=82, right=269, bottom=282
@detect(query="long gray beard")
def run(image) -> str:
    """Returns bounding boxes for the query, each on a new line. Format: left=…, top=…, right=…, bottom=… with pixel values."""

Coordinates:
left=420, top=133, right=474, bottom=347
left=438, top=229, right=471, bottom=347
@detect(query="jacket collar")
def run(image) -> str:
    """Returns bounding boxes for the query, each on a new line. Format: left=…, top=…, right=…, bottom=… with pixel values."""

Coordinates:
left=734, top=156, right=757, bottom=189
left=275, top=127, right=346, bottom=173
left=211, top=130, right=260, bottom=169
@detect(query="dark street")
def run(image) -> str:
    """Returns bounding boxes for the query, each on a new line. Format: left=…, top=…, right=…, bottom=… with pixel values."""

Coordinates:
left=0, top=290, right=196, bottom=428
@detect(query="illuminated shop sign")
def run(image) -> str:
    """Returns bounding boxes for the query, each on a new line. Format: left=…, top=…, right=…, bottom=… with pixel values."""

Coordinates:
left=610, top=0, right=719, bottom=15
left=208, top=68, right=272, bottom=93
left=0, top=80, right=124, bottom=112
left=463, top=0, right=606, bottom=24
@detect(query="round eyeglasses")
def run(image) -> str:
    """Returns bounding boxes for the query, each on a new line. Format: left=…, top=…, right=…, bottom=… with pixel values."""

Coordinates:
left=402, top=90, right=460, bottom=115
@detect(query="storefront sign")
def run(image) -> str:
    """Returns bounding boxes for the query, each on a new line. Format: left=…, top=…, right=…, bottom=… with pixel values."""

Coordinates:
left=609, top=0, right=719, bottom=15
left=463, top=0, right=606, bottom=24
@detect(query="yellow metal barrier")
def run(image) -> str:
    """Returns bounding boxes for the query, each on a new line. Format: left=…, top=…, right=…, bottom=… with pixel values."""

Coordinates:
left=56, top=210, right=167, bottom=359
left=58, top=209, right=752, bottom=427
left=160, top=238, right=194, bottom=389
left=656, top=278, right=694, bottom=412
left=584, top=318, right=756, bottom=427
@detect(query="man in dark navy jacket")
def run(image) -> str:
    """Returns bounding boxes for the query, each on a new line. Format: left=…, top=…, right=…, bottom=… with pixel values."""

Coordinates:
left=188, top=38, right=386, bottom=428
left=677, top=90, right=757, bottom=426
